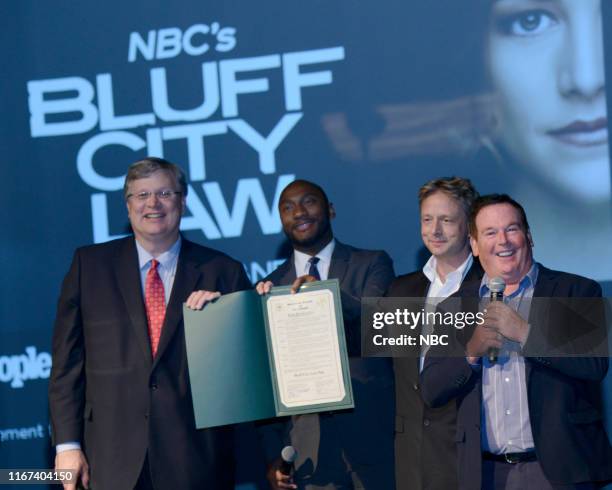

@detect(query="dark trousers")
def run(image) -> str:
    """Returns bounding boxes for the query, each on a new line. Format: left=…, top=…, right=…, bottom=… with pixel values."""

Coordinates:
left=482, top=459, right=597, bottom=490
left=134, top=456, right=154, bottom=490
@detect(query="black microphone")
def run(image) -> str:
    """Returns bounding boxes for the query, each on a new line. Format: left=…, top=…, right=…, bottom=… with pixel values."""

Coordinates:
left=487, top=276, right=505, bottom=364
left=279, top=445, right=297, bottom=477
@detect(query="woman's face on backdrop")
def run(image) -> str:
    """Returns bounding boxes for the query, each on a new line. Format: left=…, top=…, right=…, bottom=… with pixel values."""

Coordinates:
left=487, top=0, right=610, bottom=202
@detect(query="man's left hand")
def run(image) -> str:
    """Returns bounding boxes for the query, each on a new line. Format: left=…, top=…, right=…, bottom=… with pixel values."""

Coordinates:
left=483, top=302, right=529, bottom=345
left=185, top=290, right=221, bottom=309
left=256, top=281, right=274, bottom=295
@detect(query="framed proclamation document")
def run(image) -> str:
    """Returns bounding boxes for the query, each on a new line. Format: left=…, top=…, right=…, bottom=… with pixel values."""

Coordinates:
left=184, top=279, right=354, bottom=429
left=262, top=280, right=354, bottom=416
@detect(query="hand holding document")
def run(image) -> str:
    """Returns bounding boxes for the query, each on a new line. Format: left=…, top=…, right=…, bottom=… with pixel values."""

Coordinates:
left=184, top=279, right=353, bottom=428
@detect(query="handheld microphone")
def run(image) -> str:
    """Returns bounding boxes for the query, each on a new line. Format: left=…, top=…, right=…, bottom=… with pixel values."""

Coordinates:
left=487, top=276, right=505, bottom=364
left=279, top=445, right=297, bottom=477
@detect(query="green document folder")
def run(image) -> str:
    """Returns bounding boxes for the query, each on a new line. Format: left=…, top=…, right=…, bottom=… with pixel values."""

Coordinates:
left=184, top=279, right=354, bottom=429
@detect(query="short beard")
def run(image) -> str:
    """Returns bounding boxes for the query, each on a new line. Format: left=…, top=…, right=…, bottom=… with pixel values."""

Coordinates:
left=289, top=220, right=331, bottom=249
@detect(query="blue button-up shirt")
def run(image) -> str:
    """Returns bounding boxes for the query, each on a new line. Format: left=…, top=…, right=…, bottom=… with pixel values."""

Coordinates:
left=478, top=263, right=538, bottom=454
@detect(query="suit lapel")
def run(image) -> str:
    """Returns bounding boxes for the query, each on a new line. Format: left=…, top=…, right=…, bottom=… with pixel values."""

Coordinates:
left=412, top=273, right=431, bottom=372
left=457, top=276, right=481, bottom=300
left=533, top=265, right=557, bottom=297
left=455, top=272, right=482, bottom=347
left=113, top=238, right=153, bottom=365
left=404, top=273, right=430, bottom=375
left=526, top=263, right=556, bottom=379
left=328, top=241, right=350, bottom=286
left=415, top=272, right=430, bottom=297
left=275, top=256, right=297, bottom=285
left=465, top=259, right=484, bottom=284
left=154, top=240, right=203, bottom=365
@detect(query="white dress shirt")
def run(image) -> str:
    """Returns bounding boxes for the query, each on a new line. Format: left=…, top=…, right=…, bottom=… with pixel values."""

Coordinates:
left=420, top=253, right=473, bottom=370
left=293, top=239, right=335, bottom=281
left=423, top=253, right=473, bottom=302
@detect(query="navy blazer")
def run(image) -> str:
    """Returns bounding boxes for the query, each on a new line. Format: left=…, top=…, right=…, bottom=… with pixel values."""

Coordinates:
left=258, top=240, right=396, bottom=488
left=421, top=265, right=612, bottom=489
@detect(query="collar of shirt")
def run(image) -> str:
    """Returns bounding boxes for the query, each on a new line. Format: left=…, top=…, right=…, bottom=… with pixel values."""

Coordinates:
left=293, top=239, right=336, bottom=281
left=423, top=254, right=473, bottom=296
left=136, top=236, right=182, bottom=272
left=479, top=262, right=539, bottom=299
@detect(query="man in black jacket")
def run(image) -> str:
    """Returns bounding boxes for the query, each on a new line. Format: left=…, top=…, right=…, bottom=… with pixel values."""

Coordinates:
left=421, top=194, right=612, bottom=490
left=49, top=158, right=251, bottom=490
left=388, top=176, right=480, bottom=490
left=257, top=179, right=395, bottom=490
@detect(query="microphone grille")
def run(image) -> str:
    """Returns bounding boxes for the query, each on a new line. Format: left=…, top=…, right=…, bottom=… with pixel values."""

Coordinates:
left=488, top=276, right=506, bottom=293
left=281, top=445, right=297, bottom=463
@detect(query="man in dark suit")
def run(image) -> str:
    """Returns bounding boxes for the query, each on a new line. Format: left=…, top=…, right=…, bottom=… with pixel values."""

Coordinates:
left=388, top=177, right=480, bottom=490
left=421, top=194, right=612, bottom=490
left=256, top=179, right=395, bottom=490
left=49, top=157, right=251, bottom=490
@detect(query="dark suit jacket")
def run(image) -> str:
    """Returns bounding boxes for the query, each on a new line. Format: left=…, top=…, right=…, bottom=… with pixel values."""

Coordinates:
left=389, top=259, right=482, bottom=490
left=421, top=265, right=612, bottom=490
left=258, top=240, right=396, bottom=488
left=49, top=237, right=251, bottom=490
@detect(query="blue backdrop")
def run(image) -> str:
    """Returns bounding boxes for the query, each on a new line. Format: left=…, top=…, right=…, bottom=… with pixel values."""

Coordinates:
left=2, top=1, right=612, bottom=488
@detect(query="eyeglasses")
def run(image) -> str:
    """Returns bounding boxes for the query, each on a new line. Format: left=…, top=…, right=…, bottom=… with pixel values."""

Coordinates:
left=127, top=190, right=182, bottom=201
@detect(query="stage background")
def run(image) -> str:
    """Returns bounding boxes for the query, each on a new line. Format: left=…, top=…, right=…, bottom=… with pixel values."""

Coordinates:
left=2, top=1, right=612, bottom=488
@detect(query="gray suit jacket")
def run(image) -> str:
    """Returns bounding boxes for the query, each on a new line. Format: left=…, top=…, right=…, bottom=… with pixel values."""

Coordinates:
left=258, top=240, right=396, bottom=488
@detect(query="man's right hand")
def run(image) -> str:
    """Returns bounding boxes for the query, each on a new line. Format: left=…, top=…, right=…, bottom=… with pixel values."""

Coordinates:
left=256, top=281, right=274, bottom=295
left=466, top=324, right=503, bottom=364
left=266, top=458, right=296, bottom=490
left=56, top=449, right=89, bottom=490
left=290, top=274, right=318, bottom=294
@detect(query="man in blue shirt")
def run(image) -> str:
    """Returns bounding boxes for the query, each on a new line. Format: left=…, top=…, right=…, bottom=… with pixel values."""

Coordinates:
left=421, top=194, right=612, bottom=490
left=49, top=157, right=250, bottom=490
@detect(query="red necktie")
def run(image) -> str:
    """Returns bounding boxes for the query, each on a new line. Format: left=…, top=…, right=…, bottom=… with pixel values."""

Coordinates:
left=145, top=259, right=166, bottom=357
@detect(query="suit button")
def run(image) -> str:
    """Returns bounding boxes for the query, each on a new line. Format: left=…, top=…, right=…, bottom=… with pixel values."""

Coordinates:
left=151, top=383, right=158, bottom=391
left=413, top=383, right=419, bottom=391
left=423, top=418, right=430, bottom=427
left=144, top=412, right=149, bottom=420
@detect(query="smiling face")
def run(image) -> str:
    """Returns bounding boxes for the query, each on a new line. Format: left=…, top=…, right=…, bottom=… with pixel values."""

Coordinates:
left=470, top=203, right=533, bottom=286
left=279, top=181, right=335, bottom=254
left=487, top=0, right=610, bottom=201
left=420, top=191, right=470, bottom=264
left=126, top=170, right=185, bottom=254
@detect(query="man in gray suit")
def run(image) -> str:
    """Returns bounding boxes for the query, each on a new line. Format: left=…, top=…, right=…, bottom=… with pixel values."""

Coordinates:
left=256, top=179, right=395, bottom=490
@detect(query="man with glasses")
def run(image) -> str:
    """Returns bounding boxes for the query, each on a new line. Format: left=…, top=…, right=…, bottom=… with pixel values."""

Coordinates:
left=49, top=157, right=251, bottom=490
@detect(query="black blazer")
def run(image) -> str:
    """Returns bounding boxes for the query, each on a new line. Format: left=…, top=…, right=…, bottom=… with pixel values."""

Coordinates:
left=421, top=265, right=612, bottom=489
left=49, top=237, right=251, bottom=490
left=389, top=259, right=482, bottom=490
left=258, top=240, right=396, bottom=488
